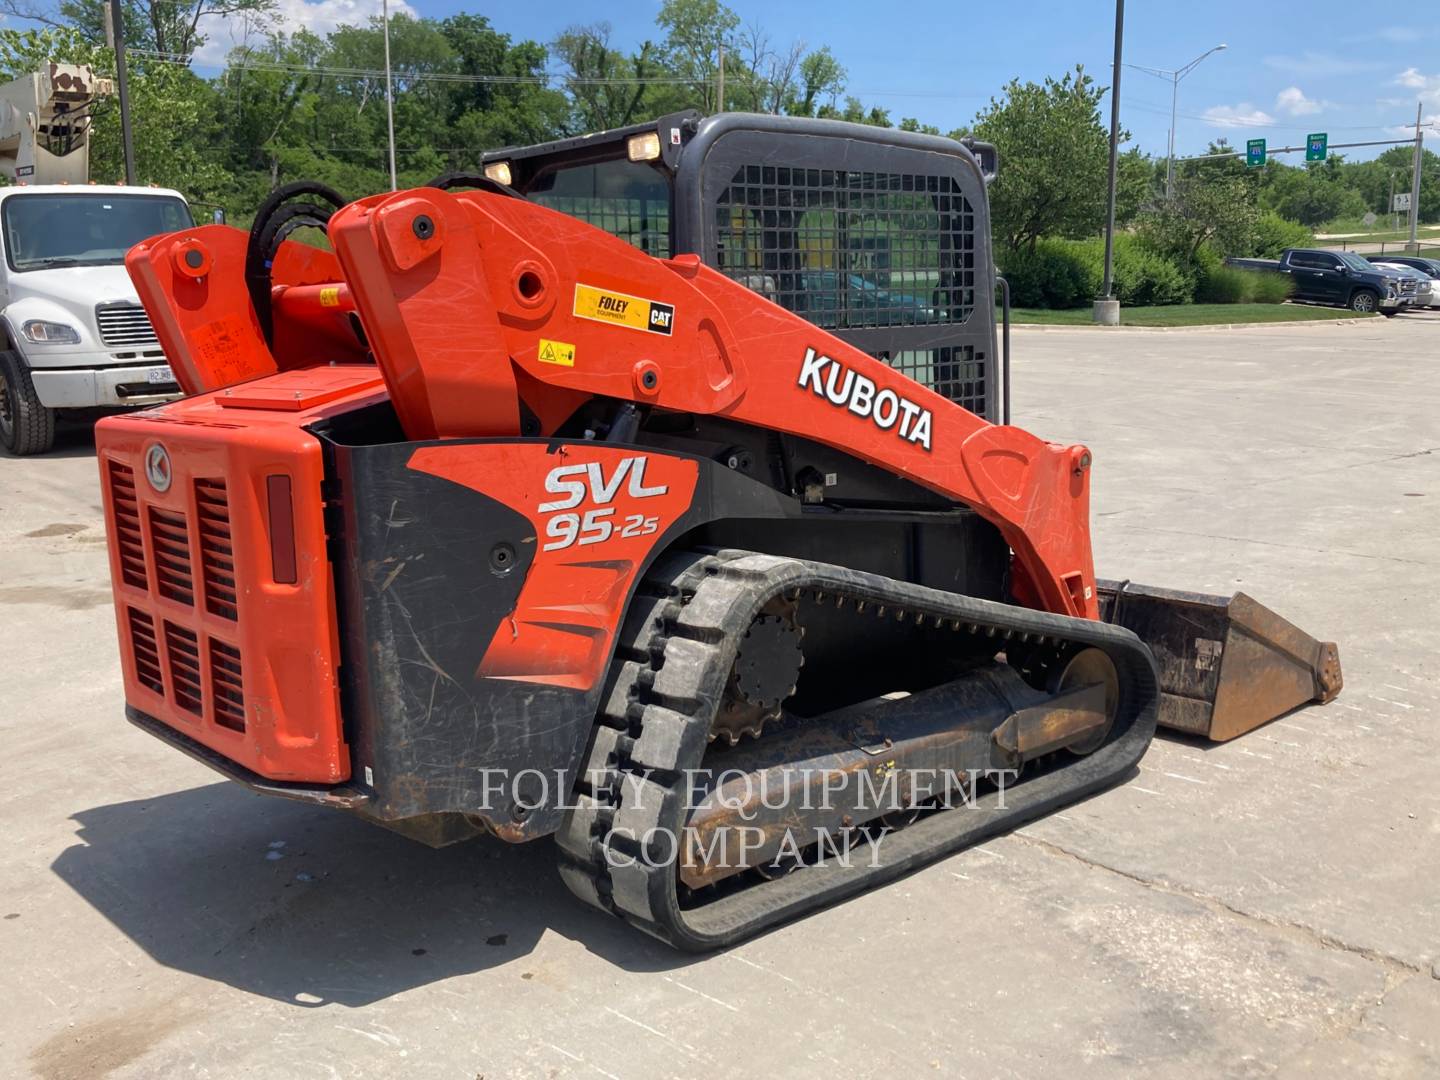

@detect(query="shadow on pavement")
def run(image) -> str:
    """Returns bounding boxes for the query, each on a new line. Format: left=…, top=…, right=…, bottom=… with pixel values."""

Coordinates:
left=52, top=782, right=693, bottom=1008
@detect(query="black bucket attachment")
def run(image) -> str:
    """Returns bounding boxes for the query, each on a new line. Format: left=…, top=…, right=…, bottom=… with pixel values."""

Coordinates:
left=1096, top=580, right=1342, bottom=741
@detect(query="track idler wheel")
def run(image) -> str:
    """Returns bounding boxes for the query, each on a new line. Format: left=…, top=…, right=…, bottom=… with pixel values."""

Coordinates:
left=1049, top=648, right=1120, bottom=756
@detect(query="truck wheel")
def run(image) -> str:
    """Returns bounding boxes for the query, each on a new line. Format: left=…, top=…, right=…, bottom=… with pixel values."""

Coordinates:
left=1348, top=290, right=1378, bottom=314
left=0, top=350, right=56, bottom=456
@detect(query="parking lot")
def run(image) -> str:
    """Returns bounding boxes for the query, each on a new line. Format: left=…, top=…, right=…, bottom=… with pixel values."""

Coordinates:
left=2, top=313, right=1437, bottom=1079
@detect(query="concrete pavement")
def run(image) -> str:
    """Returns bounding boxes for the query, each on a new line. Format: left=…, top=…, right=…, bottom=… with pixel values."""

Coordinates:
left=2, top=314, right=1437, bottom=1079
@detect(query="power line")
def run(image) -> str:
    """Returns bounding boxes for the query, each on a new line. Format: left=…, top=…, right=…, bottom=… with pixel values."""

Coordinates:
left=130, top=48, right=989, bottom=97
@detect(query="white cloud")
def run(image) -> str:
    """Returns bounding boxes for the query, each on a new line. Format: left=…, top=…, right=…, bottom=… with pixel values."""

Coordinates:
left=192, top=0, right=419, bottom=68
left=1275, top=86, right=1324, bottom=116
left=1384, top=113, right=1440, bottom=138
left=1389, top=69, right=1440, bottom=109
left=1374, top=26, right=1423, bottom=44
left=1264, top=51, right=1388, bottom=76
left=1201, top=103, right=1276, bottom=129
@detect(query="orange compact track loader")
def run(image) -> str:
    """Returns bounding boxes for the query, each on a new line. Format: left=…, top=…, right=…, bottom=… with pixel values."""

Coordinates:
left=96, top=114, right=1341, bottom=949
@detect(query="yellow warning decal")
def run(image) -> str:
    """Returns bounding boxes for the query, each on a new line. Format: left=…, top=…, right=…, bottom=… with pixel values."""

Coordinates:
left=573, top=283, right=675, bottom=336
left=319, top=286, right=340, bottom=308
left=537, top=338, right=576, bottom=367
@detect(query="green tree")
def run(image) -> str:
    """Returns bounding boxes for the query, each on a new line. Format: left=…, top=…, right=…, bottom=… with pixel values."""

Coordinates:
left=553, top=23, right=663, bottom=132
left=1259, top=159, right=1366, bottom=226
left=1115, top=147, right=1156, bottom=227
left=656, top=0, right=738, bottom=112
left=41, top=0, right=276, bottom=60
left=899, top=117, right=940, bottom=135
left=440, top=13, right=567, bottom=154
left=973, top=66, right=1114, bottom=250
left=1140, top=174, right=1260, bottom=264
left=786, top=46, right=844, bottom=117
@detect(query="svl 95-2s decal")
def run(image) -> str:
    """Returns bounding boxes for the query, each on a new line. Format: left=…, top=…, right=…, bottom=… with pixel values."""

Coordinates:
left=539, top=455, right=669, bottom=551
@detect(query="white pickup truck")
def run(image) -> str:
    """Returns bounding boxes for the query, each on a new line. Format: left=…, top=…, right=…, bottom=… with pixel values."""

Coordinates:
left=0, top=184, right=192, bottom=453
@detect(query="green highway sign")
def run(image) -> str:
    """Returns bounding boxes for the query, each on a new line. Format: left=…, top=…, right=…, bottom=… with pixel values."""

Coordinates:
left=1306, top=132, right=1328, bottom=162
left=1246, top=139, right=1267, bottom=167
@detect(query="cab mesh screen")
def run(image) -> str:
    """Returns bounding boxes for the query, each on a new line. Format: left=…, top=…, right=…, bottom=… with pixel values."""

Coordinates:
left=713, top=165, right=984, bottom=413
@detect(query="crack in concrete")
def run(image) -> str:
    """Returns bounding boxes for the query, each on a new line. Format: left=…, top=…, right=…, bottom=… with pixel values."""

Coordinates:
left=1007, top=832, right=1426, bottom=976
left=1113, top=524, right=1434, bottom=567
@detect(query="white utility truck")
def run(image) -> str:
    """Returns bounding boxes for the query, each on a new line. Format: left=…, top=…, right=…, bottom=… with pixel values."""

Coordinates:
left=0, top=63, right=192, bottom=454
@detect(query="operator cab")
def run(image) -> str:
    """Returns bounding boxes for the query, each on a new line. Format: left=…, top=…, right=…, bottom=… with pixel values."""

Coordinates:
left=481, top=113, right=1003, bottom=423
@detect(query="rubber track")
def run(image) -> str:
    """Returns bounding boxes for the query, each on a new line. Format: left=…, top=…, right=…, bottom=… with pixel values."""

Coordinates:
left=555, top=550, right=1160, bottom=951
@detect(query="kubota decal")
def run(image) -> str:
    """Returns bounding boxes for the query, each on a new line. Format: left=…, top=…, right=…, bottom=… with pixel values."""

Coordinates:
left=797, top=347, right=933, bottom=451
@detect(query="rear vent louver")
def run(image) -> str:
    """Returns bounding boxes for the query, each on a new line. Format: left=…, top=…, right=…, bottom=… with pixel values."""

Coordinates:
left=210, top=639, right=245, bottom=731
left=164, top=622, right=203, bottom=715
left=127, top=607, right=164, bottom=695
left=109, top=462, right=147, bottom=589
left=148, top=507, right=194, bottom=605
left=194, top=479, right=237, bottom=620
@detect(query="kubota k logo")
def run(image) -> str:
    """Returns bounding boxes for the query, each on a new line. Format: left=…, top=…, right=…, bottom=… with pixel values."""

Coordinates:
left=144, top=443, right=172, bottom=492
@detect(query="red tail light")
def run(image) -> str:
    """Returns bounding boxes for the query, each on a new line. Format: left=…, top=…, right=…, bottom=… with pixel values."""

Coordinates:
left=266, top=475, right=297, bottom=584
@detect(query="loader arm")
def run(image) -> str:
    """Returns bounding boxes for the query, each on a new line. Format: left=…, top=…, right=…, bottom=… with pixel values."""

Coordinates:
left=323, top=189, right=1098, bottom=620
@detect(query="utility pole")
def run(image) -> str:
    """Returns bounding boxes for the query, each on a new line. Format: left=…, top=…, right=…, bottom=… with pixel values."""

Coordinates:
left=382, top=0, right=397, bottom=192
left=717, top=45, right=725, bottom=113
left=1095, top=0, right=1123, bottom=326
left=1408, top=102, right=1423, bottom=253
left=107, top=0, right=136, bottom=185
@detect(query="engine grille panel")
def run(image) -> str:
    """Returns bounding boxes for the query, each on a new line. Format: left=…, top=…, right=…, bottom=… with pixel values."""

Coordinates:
left=194, top=479, right=237, bottom=620
left=127, top=607, right=164, bottom=695
left=108, top=461, right=148, bottom=589
left=95, top=369, right=411, bottom=783
left=148, top=507, right=194, bottom=606
left=96, top=303, right=160, bottom=349
left=164, top=621, right=203, bottom=716
left=210, top=638, right=246, bottom=731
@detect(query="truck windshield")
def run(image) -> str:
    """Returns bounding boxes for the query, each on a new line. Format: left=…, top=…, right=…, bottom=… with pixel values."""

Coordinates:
left=1336, top=252, right=1377, bottom=271
left=2, top=193, right=193, bottom=271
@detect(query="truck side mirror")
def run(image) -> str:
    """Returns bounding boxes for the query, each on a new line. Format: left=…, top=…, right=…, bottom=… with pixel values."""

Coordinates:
left=212, top=208, right=226, bottom=225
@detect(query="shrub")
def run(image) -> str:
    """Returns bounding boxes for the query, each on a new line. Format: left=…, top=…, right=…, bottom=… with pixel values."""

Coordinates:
left=1195, top=264, right=1249, bottom=304
left=1247, top=269, right=1293, bottom=303
left=1248, top=212, right=1314, bottom=259
left=998, top=235, right=1193, bottom=308
left=1194, top=263, right=1293, bottom=304
left=997, top=238, right=1092, bottom=308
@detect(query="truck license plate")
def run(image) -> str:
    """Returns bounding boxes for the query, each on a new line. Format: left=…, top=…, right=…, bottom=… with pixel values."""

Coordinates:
left=146, top=365, right=174, bottom=385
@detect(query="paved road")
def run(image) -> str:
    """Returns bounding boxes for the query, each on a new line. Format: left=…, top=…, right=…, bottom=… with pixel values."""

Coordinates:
left=2, top=315, right=1437, bottom=1079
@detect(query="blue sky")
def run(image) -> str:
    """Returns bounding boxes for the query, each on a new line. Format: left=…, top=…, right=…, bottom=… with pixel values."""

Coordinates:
left=114, top=0, right=1440, bottom=162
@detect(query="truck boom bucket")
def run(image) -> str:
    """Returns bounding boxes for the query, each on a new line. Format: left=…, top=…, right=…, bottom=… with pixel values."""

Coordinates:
left=1097, top=581, right=1342, bottom=741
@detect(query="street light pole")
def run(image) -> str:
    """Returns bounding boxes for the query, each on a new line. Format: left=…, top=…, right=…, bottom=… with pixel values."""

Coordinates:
left=1094, top=0, right=1124, bottom=326
left=1408, top=102, right=1423, bottom=253
left=1127, top=44, right=1227, bottom=200
left=382, top=0, right=397, bottom=192
left=1167, top=72, right=1179, bottom=199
